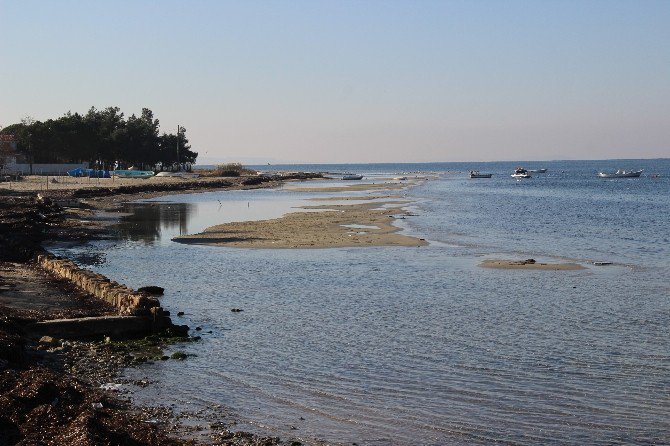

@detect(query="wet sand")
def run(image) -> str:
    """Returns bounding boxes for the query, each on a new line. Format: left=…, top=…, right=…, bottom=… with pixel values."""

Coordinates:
left=285, top=181, right=409, bottom=193
left=479, top=259, right=585, bottom=270
left=174, top=201, right=427, bottom=248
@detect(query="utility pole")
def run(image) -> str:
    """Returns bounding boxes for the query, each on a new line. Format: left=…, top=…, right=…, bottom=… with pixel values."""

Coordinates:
left=28, top=133, right=33, bottom=175
left=176, top=125, right=180, bottom=172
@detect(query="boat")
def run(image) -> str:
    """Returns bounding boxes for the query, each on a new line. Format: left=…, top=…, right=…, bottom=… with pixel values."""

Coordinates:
left=67, top=168, right=111, bottom=178
left=342, top=174, right=363, bottom=180
left=529, top=168, right=547, bottom=173
left=469, top=171, right=493, bottom=178
left=112, top=169, right=155, bottom=178
left=511, top=167, right=531, bottom=179
left=155, top=171, right=200, bottom=178
left=597, top=169, right=643, bottom=178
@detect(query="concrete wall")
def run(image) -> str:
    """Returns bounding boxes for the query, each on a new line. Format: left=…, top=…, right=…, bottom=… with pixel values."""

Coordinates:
left=28, top=316, right=153, bottom=339
left=37, top=254, right=173, bottom=331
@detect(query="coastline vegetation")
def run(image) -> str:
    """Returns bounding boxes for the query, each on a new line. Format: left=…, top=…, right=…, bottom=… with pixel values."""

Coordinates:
left=203, top=162, right=258, bottom=177
left=0, top=106, right=198, bottom=170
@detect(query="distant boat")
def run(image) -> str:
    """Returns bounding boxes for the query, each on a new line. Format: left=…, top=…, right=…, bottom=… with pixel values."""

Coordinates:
left=529, top=168, right=547, bottom=173
left=597, top=169, right=643, bottom=178
left=112, top=169, right=154, bottom=178
left=469, top=171, right=493, bottom=178
left=342, top=174, right=363, bottom=180
left=511, top=167, right=531, bottom=179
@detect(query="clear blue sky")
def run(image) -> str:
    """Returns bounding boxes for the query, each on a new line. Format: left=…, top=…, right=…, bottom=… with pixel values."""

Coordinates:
left=1, top=0, right=668, bottom=163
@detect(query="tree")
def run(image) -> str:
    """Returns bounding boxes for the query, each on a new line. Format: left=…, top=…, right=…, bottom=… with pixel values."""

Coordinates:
left=158, top=126, right=198, bottom=170
left=0, top=107, right=197, bottom=170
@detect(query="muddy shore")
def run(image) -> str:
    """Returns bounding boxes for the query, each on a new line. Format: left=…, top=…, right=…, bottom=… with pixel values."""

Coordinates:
left=0, top=174, right=323, bottom=446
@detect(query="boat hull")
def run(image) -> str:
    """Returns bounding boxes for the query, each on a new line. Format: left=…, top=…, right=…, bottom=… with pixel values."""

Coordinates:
left=112, top=170, right=155, bottom=178
left=155, top=172, right=200, bottom=178
left=597, top=170, right=642, bottom=178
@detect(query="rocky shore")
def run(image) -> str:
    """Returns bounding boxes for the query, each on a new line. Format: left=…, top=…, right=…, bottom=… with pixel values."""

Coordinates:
left=0, top=174, right=322, bottom=446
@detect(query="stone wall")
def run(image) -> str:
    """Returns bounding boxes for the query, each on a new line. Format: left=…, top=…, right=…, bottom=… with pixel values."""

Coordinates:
left=37, top=254, right=175, bottom=332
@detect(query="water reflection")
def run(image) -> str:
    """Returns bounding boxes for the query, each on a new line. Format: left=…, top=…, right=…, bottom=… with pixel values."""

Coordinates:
left=115, top=202, right=195, bottom=243
left=69, top=251, right=107, bottom=267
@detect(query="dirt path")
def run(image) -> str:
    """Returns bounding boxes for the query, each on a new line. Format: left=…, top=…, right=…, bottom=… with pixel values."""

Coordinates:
left=0, top=261, right=116, bottom=321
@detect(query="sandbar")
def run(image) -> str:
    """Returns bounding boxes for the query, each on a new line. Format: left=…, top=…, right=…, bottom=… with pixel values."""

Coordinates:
left=285, top=182, right=408, bottom=193
left=479, top=259, right=585, bottom=270
left=173, top=201, right=427, bottom=249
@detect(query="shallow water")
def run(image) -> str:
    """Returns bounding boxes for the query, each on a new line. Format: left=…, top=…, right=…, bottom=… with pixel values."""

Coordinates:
left=51, top=160, right=670, bottom=445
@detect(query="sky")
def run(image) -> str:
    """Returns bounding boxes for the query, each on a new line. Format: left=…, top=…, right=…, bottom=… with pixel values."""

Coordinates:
left=1, top=0, right=669, bottom=164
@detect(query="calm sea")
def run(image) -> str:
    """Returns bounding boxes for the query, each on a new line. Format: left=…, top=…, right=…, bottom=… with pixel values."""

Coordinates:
left=51, top=160, right=670, bottom=445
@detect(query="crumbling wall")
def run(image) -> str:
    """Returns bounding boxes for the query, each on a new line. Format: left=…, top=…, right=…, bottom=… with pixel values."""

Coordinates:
left=37, top=254, right=173, bottom=331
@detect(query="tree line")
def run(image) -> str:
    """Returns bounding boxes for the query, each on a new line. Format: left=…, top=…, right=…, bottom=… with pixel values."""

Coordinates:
left=0, top=107, right=198, bottom=170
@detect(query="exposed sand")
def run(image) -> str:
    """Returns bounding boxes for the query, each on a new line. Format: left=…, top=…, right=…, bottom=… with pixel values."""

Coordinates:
left=285, top=182, right=408, bottom=193
left=479, top=259, right=585, bottom=270
left=173, top=201, right=427, bottom=249
left=308, top=194, right=405, bottom=201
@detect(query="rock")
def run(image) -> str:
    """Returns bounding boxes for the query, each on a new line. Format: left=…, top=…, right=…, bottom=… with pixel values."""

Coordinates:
left=137, top=286, right=164, bottom=295
left=525, top=259, right=536, bottom=264
left=39, top=336, right=59, bottom=346
left=170, top=351, right=187, bottom=360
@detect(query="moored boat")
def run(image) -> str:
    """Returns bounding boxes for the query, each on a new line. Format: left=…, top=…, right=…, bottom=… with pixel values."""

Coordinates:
left=342, top=174, right=363, bottom=180
left=597, top=169, right=643, bottom=178
left=511, top=167, right=531, bottom=179
left=112, top=169, right=155, bottom=178
left=155, top=171, right=200, bottom=178
left=469, top=171, right=493, bottom=178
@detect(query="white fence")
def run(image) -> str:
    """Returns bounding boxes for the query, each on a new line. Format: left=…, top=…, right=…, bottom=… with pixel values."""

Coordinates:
left=3, top=163, right=90, bottom=175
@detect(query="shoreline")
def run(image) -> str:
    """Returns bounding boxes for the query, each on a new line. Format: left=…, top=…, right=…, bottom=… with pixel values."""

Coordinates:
left=0, top=174, right=323, bottom=445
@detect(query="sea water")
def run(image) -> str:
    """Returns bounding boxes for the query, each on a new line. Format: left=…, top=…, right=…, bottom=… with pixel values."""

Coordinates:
left=51, top=159, right=670, bottom=445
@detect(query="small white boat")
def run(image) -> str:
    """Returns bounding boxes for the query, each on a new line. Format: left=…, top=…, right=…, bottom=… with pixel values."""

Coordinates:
left=529, top=168, right=547, bottom=173
left=155, top=171, right=200, bottom=178
left=469, top=171, right=492, bottom=178
left=511, top=168, right=531, bottom=179
left=112, top=170, right=154, bottom=178
left=597, top=169, right=643, bottom=178
left=342, top=174, right=363, bottom=180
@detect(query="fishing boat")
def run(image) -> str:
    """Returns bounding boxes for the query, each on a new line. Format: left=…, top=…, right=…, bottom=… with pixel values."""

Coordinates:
left=469, top=171, right=493, bottom=178
left=597, top=169, right=643, bottom=178
left=342, top=174, right=363, bottom=180
left=155, top=171, right=200, bottom=178
left=112, top=169, right=155, bottom=178
left=511, top=167, right=531, bottom=179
